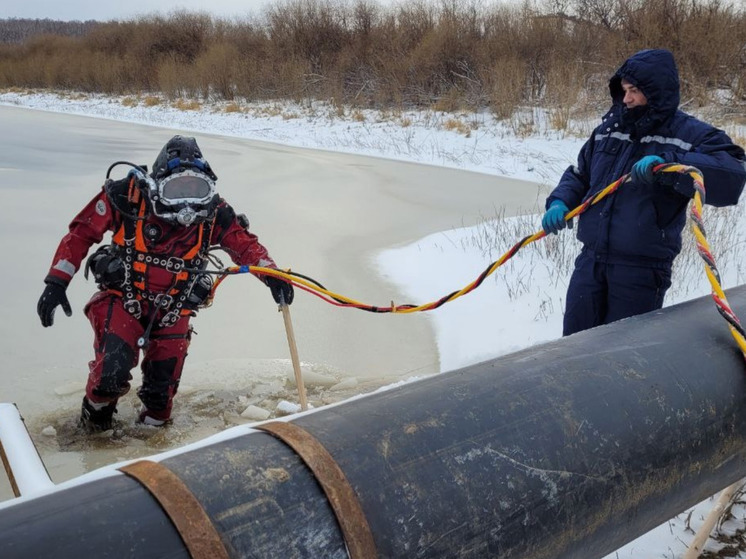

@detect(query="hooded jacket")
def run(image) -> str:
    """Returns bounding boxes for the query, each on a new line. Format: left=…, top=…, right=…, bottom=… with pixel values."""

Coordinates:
left=547, top=49, right=746, bottom=265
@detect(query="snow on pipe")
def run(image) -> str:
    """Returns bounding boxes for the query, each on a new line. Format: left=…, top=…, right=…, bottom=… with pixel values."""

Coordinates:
left=0, top=404, right=54, bottom=498
left=2, top=287, right=746, bottom=558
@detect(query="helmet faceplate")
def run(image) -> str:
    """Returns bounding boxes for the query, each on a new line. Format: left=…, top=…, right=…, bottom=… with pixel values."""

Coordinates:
left=148, top=136, right=219, bottom=225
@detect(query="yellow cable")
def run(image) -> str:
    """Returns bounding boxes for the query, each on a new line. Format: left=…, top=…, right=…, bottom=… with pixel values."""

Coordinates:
left=246, top=164, right=746, bottom=358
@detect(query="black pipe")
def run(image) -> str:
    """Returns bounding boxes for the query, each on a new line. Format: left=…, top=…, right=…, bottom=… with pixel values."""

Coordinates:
left=2, top=287, right=746, bottom=558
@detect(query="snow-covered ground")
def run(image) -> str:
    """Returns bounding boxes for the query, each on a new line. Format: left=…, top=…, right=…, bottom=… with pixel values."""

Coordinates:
left=2, top=89, right=746, bottom=557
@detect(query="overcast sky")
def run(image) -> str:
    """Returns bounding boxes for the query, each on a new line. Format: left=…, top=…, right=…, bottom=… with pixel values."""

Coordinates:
left=0, top=0, right=276, bottom=22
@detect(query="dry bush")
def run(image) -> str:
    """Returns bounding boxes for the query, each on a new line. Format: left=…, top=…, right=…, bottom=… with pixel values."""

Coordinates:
left=0, top=0, right=744, bottom=116
left=73, top=51, right=130, bottom=93
left=250, top=57, right=310, bottom=100
left=0, top=35, right=75, bottom=88
left=443, top=117, right=471, bottom=136
left=172, top=98, right=201, bottom=110
left=156, top=56, right=185, bottom=100
left=82, top=21, right=138, bottom=59
left=487, top=56, right=528, bottom=120
left=544, top=61, right=583, bottom=131
left=265, top=0, right=350, bottom=73
left=232, top=58, right=264, bottom=101
left=140, top=12, right=212, bottom=64
left=193, top=42, right=241, bottom=100
left=156, top=57, right=203, bottom=100
left=557, top=0, right=746, bottom=105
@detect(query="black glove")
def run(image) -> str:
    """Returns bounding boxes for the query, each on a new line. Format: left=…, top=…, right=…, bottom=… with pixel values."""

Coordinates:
left=37, top=279, right=73, bottom=327
left=265, top=276, right=294, bottom=305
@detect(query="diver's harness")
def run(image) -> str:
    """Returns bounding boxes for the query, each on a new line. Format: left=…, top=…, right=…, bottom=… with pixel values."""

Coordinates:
left=85, top=162, right=216, bottom=346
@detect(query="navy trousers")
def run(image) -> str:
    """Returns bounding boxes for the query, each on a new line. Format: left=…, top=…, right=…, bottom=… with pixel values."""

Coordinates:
left=563, top=250, right=672, bottom=336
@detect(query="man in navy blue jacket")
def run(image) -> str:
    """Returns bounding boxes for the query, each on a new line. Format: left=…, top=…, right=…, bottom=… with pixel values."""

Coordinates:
left=542, top=49, right=746, bottom=336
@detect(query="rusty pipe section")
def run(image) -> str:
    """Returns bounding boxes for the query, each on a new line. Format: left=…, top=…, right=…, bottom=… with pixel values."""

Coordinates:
left=1, top=287, right=746, bottom=558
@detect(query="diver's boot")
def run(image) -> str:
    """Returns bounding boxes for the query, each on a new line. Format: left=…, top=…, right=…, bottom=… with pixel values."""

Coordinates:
left=137, top=408, right=170, bottom=427
left=79, top=397, right=117, bottom=431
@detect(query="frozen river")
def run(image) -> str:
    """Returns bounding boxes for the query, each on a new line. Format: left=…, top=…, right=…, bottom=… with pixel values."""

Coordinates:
left=0, top=105, right=542, bottom=499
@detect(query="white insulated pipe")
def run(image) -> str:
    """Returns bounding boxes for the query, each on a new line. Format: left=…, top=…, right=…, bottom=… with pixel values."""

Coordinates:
left=0, top=403, right=54, bottom=498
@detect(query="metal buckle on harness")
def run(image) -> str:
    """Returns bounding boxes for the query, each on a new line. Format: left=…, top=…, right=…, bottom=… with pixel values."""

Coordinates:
left=153, top=294, right=174, bottom=309
left=124, top=299, right=142, bottom=318
left=165, top=257, right=184, bottom=273
left=160, top=310, right=180, bottom=327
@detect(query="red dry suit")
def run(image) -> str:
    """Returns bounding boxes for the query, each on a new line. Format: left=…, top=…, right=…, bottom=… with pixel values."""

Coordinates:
left=45, top=176, right=276, bottom=422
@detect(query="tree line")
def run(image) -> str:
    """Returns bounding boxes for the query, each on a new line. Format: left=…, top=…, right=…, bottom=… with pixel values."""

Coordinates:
left=0, top=0, right=744, bottom=118
left=0, top=17, right=99, bottom=44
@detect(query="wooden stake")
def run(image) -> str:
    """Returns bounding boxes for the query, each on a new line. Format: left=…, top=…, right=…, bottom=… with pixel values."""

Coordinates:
left=684, top=479, right=744, bottom=559
left=280, top=302, right=308, bottom=411
left=0, top=440, right=20, bottom=498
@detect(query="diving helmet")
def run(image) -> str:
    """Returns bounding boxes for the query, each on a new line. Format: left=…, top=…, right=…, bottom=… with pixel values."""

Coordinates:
left=147, top=135, right=219, bottom=226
